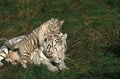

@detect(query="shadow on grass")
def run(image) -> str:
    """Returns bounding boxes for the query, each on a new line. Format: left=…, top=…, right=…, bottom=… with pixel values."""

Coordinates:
left=104, top=43, right=120, bottom=57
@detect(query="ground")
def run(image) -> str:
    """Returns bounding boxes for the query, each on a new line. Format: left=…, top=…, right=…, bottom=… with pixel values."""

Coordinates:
left=0, top=0, right=120, bottom=79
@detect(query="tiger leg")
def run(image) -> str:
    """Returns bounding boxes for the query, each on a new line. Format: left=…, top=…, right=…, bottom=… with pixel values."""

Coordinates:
left=0, top=62, right=4, bottom=66
left=20, top=60, right=27, bottom=68
left=44, top=60, right=58, bottom=72
left=0, top=57, right=4, bottom=66
left=20, top=55, right=30, bottom=68
left=58, top=61, right=69, bottom=70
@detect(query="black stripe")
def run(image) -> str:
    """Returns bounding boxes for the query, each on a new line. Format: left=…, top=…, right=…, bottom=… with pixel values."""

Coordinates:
left=51, top=41, right=54, bottom=48
left=20, top=55, right=30, bottom=62
left=37, top=39, right=40, bottom=48
left=23, top=41, right=30, bottom=53
left=0, top=54, right=6, bottom=58
left=54, top=47, right=57, bottom=51
left=47, top=42, right=51, bottom=50
left=2, top=50, right=7, bottom=55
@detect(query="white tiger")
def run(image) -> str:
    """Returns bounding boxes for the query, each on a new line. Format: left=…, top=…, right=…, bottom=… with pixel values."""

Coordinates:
left=6, top=18, right=64, bottom=68
left=6, top=33, right=68, bottom=72
left=0, top=35, right=25, bottom=66
left=31, top=33, right=68, bottom=72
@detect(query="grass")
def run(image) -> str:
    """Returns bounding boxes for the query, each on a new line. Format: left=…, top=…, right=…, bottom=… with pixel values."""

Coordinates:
left=0, top=0, right=120, bottom=79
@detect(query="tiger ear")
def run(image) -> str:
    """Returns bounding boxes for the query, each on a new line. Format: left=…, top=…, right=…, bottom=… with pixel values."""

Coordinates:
left=60, top=20, right=64, bottom=25
left=63, top=33, right=67, bottom=39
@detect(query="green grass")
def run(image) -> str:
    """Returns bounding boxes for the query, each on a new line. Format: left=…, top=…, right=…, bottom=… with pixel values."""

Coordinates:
left=0, top=0, right=120, bottom=79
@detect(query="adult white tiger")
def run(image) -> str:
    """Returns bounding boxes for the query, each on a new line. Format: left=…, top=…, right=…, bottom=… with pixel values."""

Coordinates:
left=6, top=18, right=64, bottom=68
left=0, top=35, right=25, bottom=66
left=45, top=33, right=68, bottom=72
left=31, top=33, right=68, bottom=72
left=4, top=33, right=68, bottom=72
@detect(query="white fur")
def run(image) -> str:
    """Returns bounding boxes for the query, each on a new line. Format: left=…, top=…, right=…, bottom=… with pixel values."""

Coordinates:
left=8, top=18, right=64, bottom=68
left=0, top=36, right=25, bottom=66
left=31, top=33, right=68, bottom=72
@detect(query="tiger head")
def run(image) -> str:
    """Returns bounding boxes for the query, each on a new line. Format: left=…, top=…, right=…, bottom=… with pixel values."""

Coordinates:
left=6, top=50, right=20, bottom=65
left=48, top=18, right=64, bottom=33
left=45, top=33, right=67, bottom=65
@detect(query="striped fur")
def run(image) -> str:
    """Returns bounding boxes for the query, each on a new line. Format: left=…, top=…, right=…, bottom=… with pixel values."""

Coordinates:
left=1, top=33, right=68, bottom=72
left=0, top=35, right=25, bottom=66
left=7, top=18, right=64, bottom=68
left=31, top=33, right=68, bottom=72
left=0, top=46, right=9, bottom=66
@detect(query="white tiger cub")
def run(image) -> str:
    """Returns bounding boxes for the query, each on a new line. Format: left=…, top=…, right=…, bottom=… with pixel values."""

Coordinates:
left=6, top=18, right=64, bottom=68
left=0, top=35, right=25, bottom=66
left=38, top=18, right=64, bottom=47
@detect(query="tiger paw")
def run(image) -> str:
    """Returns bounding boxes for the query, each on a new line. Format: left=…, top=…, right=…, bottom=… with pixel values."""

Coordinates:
left=20, top=60, right=27, bottom=68
left=48, top=66, right=58, bottom=72
left=58, top=63, right=69, bottom=70
left=12, top=62, right=18, bottom=65
left=21, top=63, right=27, bottom=68
left=59, top=66, right=69, bottom=70
left=0, top=62, right=4, bottom=67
